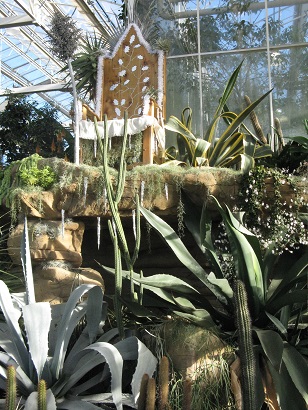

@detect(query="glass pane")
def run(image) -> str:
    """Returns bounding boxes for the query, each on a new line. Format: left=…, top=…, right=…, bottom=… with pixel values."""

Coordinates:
left=271, top=46, right=308, bottom=136
left=166, top=56, right=201, bottom=146
left=268, top=1, right=308, bottom=46
left=166, top=52, right=272, bottom=142
left=157, top=0, right=268, bottom=54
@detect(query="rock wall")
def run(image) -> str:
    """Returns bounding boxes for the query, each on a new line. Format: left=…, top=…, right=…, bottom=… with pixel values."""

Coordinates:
left=3, top=160, right=307, bottom=302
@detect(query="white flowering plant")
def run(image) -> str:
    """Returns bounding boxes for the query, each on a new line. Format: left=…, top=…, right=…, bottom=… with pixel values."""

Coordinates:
left=238, top=165, right=307, bottom=254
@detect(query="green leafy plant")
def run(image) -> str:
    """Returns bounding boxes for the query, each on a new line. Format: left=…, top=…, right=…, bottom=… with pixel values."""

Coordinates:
left=0, top=155, right=58, bottom=220
left=19, top=165, right=57, bottom=190
left=0, top=218, right=157, bottom=409
left=107, top=194, right=308, bottom=408
left=66, top=34, right=106, bottom=102
left=165, top=61, right=273, bottom=171
left=0, top=96, right=73, bottom=165
left=265, top=128, right=308, bottom=173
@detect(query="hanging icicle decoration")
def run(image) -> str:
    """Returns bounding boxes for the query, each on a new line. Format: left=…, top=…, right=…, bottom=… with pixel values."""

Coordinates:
left=103, top=186, right=107, bottom=214
left=132, top=209, right=136, bottom=239
left=83, top=177, right=88, bottom=204
left=94, top=137, right=97, bottom=158
left=165, top=183, right=169, bottom=201
left=140, top=180, right=145, bottom=206
left=97, top=216, right=101, bottom=249
left=61, top=209, right=65, bottom=238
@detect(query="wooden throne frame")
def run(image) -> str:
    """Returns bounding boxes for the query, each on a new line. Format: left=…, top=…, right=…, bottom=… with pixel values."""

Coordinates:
left=80, top=23, right=166, bottom=165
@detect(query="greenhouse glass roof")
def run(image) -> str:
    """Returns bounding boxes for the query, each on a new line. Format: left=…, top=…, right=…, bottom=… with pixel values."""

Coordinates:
left=0, top=0, right=307, bottom=132
left=0, top=0, right=124, bottom=126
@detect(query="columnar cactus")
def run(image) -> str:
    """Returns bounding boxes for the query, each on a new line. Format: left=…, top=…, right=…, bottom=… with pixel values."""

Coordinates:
left=5, top=366, right=16, bottom=410
left=233, top=279, right=257, bottom=410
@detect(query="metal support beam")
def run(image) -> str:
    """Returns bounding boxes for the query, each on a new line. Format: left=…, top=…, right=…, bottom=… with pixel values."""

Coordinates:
left=0, top=15, right=35, bottom=28
left=0, top=82, right=71, bottom=96
left=158, top=0, right=308, bottom=19
left=0, top=63, right=72, bottom=118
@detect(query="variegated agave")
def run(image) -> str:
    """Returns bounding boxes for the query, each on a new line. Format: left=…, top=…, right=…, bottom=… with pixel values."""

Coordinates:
left=165, top=61, right=273, bottom=172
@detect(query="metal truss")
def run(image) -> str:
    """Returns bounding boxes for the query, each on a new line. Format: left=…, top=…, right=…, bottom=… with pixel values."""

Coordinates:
left=0, top=0, right=123, bottom=124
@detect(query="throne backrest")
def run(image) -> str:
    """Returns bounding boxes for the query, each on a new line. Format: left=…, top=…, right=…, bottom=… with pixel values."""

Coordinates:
left=94, top=24, right=165, bottom=121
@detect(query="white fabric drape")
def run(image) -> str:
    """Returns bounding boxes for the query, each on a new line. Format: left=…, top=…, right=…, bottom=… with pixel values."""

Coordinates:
left=79, top=115, right=165, bottom=148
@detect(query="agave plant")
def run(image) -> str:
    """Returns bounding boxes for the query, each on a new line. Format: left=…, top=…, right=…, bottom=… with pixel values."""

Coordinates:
left=103, top=194, right=307, bottom=409
left=165, top=61, right=273, bottom=171
left=0, top=218, right=157, bottom=409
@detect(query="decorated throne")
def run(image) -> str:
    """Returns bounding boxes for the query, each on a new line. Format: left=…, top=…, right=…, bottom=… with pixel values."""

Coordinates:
left=79, top=23, right=166, bottom=165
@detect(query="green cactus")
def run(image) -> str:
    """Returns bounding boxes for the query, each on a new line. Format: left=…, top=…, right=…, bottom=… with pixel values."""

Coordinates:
left=182, top=378, right=192, bottom=410
left=233, top=279, right=256, bottom=410
left=5, top=366, right=16, bottom=410
left=138, top=374, right=149, bottom=410
left=38, top=379, right=47, bottom=410
left=95, top=113, right=142, bottom=336
left=274, top=117, right=285, bottom=153
left=146, top=378, right=156, bottom=410
left=244, top=94, right=267, bottom=144
left=158, top=356, right=169, bottom=410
